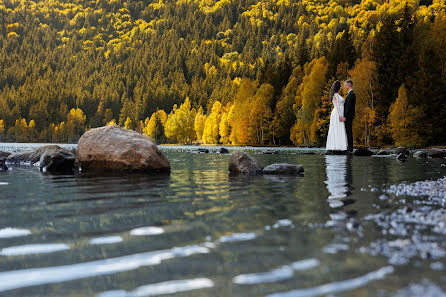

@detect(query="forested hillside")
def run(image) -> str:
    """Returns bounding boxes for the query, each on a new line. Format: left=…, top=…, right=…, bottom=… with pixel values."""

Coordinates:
left=1, top=0, right=445, bottom=147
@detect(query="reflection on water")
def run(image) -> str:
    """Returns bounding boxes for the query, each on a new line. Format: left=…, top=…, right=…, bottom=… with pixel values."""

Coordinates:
left=325, top=155, right=352, bottom=205
left=0, top=144, right=446, bottom=297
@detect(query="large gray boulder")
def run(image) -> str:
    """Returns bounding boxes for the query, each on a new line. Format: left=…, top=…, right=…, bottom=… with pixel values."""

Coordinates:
left=263, top=163, right=304, bottom=175
left=6, top=145, right=62, bottom=165
left=40, top=149, right=76, bottom=173
left=428, top=149, right=445, bottom=158
left=76, top=125, right=170, bottom=173
left=228, top=151, right=263, bottom=175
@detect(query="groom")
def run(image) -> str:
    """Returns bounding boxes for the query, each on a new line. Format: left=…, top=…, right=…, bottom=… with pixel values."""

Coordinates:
left=343, top=80, right=356, bottom=152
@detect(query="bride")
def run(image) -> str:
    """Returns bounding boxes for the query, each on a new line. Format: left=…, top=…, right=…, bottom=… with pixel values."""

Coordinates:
left=326, top=80, right=348, bottom=151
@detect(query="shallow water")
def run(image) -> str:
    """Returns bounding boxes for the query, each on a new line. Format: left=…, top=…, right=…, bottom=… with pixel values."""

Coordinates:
left=0, top=144, right=446, bottom=297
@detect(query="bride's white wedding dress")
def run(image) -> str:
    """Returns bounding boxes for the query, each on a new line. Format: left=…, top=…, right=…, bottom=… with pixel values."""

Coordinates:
left=326, top=93, right=348, bottom=151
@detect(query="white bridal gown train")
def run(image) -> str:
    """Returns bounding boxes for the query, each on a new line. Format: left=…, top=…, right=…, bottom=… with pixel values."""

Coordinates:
left=326, top=93, right=348, bottom=151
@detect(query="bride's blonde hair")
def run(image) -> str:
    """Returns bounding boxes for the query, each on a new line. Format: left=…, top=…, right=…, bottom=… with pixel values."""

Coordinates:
left=329, top=80, right=342, bottom=102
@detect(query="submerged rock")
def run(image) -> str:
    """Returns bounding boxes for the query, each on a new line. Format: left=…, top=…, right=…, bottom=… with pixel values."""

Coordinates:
left=262, top=150, right=279, bottom=155
left=40, top=149, right=76, bottom=174
left=428, top=149, right=445, bottom=158
left=0, top=159, right=7, bottom=171
left=228, top=151, right=263, bottom=175
left=0, top=151, right=11, bottom=159
left=376, top=150, right=389, bottom=156
left=263, top=163, right=304, bottom=175
left=6, top=145, right=62, bottom=165
left=353, top=147, right=373, bottom=156
left=413, top=151, right=428, bottom=158
left=396, top=153, right=408, bottom=162
left=76, top=125, right=170, bottom=173
left=197, top=148, right=209, bottom=153
left=218, top=147, right=229, bottom=154
left=395, top=147, right=408, bottom=156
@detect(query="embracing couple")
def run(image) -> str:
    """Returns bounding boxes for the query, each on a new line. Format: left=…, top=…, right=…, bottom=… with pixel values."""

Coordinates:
left=326, top=79, right=356, bottom=152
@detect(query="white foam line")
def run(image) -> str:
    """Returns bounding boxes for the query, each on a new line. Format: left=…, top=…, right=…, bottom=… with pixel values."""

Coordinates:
left=90, top=236, right=123, bottom=245
left=0, top=228, right=31, bottom=238
left=97, top=278, right=214, bottom=297
left=0, top=244, right=209, bottom=293
left=0, top=244, right=69, bottom=256
left=233, top=259, right=320, bottom=285
left=265, top=266, right=394, bottom=297
left=130, top=227, right=164, bottom=236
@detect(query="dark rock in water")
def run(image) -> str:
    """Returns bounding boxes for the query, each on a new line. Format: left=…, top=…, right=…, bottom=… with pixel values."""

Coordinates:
left=0, top=151, right=11, bottom=158
left=262, top=150, right=279, bottom=155
left=413, top=150, right=428, bottom=158
left=353, top=147, right=373, bottom=156
left=6, top=145, right=62, bottom=165
left=218, top=147, right=229, bottom=154
left=70, top=148, right=77, bottom=155
left=228, top=151, right=263, bottom=175
left=40, top=149, right=76, bottom=174
left=376, top=150, right=389, bottom=156
left=76, top=125, right=170, bottom=173
left=197, top=148, right=209, bottom=153
left=397, top=153, right=408, bottom=162
left=428, top=149, right=445, bottom=158
left=395, top=147, right=408, bottom=156
left=0, top=159, right=8, bottom=171
left=262, top=163, right=304, bottom=175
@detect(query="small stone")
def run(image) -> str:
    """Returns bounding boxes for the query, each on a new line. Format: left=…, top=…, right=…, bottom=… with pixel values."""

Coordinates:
left=395, top=147, right=409, bottom=156
left=354, top=147, right=373, bottom=156
left=413, top=151, right=428, bottom=158
left=218, top=147, right=229, bottom=154
left=262, top=150, right=279, bottom=155
left=376, top=150, right=389, bottom=156
left=228, top=151, right=263, bottom=175
left=428, top=149, right=445, bottom=158
left=197, top=148, right=209, bottom=153
left=397, top=153, right=408, bottom=162
left=40, top=149, right=76, bottom=174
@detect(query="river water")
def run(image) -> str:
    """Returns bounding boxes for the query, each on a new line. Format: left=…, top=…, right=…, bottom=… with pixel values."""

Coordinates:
left=0, top=144, right=445, bottom=297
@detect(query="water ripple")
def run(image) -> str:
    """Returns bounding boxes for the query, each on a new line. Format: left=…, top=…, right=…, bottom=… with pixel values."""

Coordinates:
left=97, top=278, right=214, bottom=297
left=265, top=266, right=394, bottom=297
left=0, top=244, right=210, bottom=292
left=0, top=244, right=70, bottom=256
left=0, top=228, right=31, bottom=238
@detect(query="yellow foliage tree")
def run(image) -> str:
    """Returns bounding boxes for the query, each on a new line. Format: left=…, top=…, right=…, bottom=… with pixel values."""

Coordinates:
left=66, top=108, right=86, bottom=142
left=124, top=117, right=133, bottom=130
left=250, top=84, right=274, bottom=145
left=0, top=119, right=4, bottom=138
left=164, top=97, right=197, bottom=144
left=349, top=58, right=378, bottom=146
left=202, top=101, right=223, bottom=144
left=144, top=110, right=167, bottom=143
left=291, top=57, right=329, bottom=145
left=388, top=84, right=425, bottom=147
left=219, top=104, right=232, bottom=144
left=107, top=119, right=117, bottom=126
left=228, top=78, right=257, bottom=145
left=194, top=106, right=207, bottom=142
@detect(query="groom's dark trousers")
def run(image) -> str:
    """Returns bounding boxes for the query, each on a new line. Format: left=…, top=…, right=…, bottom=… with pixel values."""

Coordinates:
left=344, top=90, right=356, bottom=152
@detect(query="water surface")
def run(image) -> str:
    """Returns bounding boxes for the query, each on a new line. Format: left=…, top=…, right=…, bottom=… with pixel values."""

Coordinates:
left=0, top=144, right=446, bottom=297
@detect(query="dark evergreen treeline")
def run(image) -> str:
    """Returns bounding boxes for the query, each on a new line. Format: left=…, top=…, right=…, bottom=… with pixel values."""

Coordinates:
left=0, top=0, right=445, bottom=146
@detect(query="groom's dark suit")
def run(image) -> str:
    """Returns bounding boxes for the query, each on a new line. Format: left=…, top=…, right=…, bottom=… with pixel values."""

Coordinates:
left=344, top=90, right=356, bottom=152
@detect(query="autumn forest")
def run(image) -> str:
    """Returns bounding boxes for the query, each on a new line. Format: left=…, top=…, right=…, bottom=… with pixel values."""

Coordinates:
left=1, top=0, right=445, bottom=147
